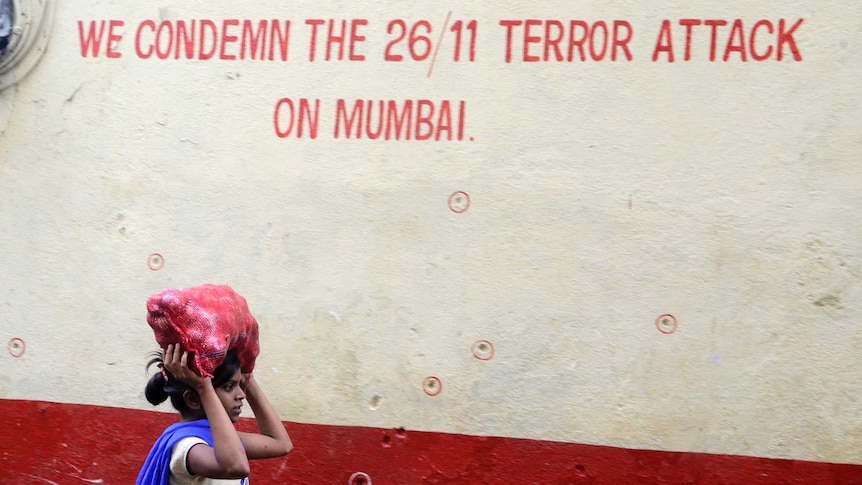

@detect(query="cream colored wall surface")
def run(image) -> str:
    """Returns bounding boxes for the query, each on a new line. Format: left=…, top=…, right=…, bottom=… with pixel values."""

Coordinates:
left=1, top=0, right=861, bottom=464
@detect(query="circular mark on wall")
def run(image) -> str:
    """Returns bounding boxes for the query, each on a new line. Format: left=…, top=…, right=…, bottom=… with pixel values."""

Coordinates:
left=348, top=472, right=372, bottom=485
left=423, top=376, right=442, bottom=396
left=8, top=337, right=25, bottom=358
left=655, top=314, right=678, bottom=334
left=471, top=340, right=495, bottom=360
left=147, top=253, right=165, bottom=271
left=448, top=191, right=470, bottom=213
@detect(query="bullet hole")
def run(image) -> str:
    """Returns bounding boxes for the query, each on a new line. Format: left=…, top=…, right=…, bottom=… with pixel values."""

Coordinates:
left=348, top=472, right=371, bottom=485
left=395, top=427, right=407, bottom=439
left=8, top=337, right=25, bottom=357
left=369, top=394, right=382, bottom=410
left=147, top=253, right=164, bottom=271
left=448, top=191, right=470, bottom=213
left=423, top=376, right=442, bottom=396
left=471, top=340, right=495, bottom=360
left=655, top=314, right=678, bottom=334
left=115, top=214, right=127, bottom=235
left=575, top=464, right=587, bottom=477
left=381, top=434, right=391, bottom=448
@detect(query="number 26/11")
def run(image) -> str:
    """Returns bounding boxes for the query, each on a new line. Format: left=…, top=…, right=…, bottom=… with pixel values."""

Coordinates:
left=384, top=19, right=477, bottom=62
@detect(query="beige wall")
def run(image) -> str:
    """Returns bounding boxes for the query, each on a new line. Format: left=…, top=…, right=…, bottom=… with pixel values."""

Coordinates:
left=1, top=0, right=861, bottom=464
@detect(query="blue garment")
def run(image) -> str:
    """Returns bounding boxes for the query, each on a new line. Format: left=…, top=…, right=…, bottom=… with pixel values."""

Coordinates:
left=136, top=419, right=214, bottom=485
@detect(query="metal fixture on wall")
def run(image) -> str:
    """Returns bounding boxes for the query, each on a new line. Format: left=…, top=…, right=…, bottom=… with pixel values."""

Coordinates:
left=0, top=0, right=55, bottom=91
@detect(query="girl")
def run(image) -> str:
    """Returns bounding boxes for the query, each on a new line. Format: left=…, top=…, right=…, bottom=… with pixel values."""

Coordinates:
left=137, top=344, right=293, bottom=484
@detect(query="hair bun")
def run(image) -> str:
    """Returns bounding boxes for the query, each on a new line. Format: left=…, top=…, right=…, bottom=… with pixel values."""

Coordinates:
left=144, top=372, right=169, bottom=405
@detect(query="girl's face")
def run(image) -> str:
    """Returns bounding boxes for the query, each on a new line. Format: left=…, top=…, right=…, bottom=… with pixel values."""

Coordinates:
left=214, top=370, right=246, bottom=423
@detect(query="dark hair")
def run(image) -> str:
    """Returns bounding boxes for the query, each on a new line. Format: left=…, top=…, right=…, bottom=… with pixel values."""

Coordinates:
left=144, top=349, right=242, bottom=416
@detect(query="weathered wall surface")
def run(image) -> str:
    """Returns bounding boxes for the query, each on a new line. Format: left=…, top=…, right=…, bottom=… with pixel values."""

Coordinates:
left=2, top=0, right=862, bottom=482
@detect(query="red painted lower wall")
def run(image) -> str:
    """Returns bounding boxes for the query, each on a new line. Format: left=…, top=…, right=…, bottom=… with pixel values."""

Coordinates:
left=2, top=399, right=861, bottom=484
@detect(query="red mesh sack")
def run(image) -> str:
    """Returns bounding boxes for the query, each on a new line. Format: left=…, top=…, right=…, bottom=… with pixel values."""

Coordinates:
left=146, top=284, right=260, bottom=378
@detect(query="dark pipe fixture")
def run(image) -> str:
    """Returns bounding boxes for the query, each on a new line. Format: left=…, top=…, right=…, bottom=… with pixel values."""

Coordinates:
left=0, top=0, right=13, bottom=56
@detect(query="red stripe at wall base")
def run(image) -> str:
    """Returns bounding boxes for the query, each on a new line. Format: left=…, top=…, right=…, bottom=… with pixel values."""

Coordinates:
left=1, top=399, right=860, bottom=484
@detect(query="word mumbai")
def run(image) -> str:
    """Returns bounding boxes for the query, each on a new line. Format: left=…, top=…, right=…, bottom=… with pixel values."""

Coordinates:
left=273, top=99, right=468, bottom=141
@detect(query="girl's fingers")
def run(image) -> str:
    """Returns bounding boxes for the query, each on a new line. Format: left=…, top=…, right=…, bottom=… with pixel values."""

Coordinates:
left=161, top=344, right=203, bottom=387
left=163, top=344, right=183, bottom=375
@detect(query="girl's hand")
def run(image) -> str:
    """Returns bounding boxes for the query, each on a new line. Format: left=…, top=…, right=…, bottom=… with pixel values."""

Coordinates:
left=241, top=372, right=254, bottom=391
left=163, top=343, right=205, bottom=388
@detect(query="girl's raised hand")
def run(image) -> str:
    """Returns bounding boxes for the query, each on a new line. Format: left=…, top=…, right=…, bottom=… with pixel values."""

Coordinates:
left=163, top=343, right=205, bottom=388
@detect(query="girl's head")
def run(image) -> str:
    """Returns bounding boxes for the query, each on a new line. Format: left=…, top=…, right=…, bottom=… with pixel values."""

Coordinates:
left=145, top=349, right=245, bottom=421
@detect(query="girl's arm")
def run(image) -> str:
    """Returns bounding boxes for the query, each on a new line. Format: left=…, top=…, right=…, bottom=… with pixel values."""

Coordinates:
left=165, top=345, right=250, bottom=479
left=238, top=373, right=294, bottom=459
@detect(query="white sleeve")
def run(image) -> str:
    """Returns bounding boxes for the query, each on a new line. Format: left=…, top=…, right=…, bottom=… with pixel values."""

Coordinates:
left=170, top=436, right=208, bottom=481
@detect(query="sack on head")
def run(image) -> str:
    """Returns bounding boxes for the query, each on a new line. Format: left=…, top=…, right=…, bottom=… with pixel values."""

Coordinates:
left=146, top=284, right=260, bottom=377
